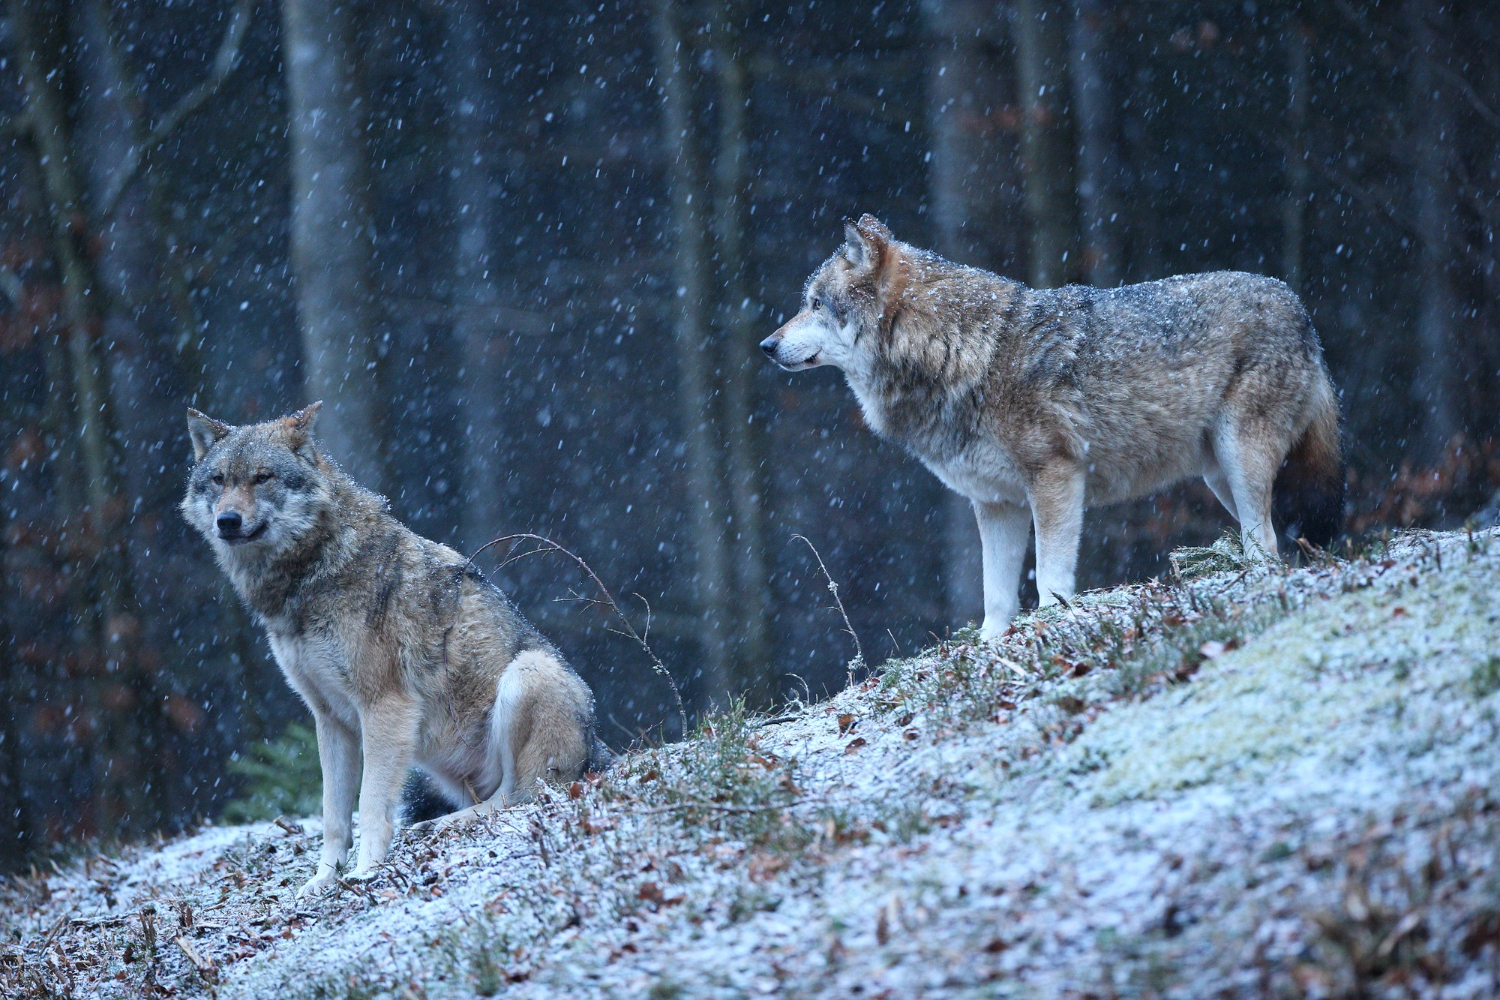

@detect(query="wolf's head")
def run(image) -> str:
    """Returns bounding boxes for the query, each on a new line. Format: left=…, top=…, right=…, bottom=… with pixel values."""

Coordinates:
left=180, top=403, right=335, bottom=561
left=760, top=214, right=903, bottom=374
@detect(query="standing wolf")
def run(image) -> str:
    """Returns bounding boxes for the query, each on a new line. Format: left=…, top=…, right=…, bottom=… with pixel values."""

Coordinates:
left=182, top=403, right=608, bottom=895
left=761, top=215, right=1342, bottom=640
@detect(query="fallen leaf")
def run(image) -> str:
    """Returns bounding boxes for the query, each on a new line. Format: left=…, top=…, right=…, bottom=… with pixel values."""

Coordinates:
left=844, top=737, right=867, bottom=754
left=837, top=713, right=857, bottom=734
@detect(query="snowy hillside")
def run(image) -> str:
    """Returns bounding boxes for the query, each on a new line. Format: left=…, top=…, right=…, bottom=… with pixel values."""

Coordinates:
left=6, top=528, right=1500, bottom=999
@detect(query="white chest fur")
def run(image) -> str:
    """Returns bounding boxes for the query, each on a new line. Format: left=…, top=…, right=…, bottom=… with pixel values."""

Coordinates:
left=922, top=440, right=1029, bottom=508
left=267, top=628, right=358, bottom=729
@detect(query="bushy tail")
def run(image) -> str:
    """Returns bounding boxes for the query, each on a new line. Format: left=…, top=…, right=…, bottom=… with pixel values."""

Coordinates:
left=587, top=737, right=616, bottom=774
left=1274, top=374, right=1344, bottom=548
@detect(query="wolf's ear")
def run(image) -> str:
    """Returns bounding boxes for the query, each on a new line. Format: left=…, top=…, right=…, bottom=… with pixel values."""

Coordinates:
left=186, top=408, right=233, bottom=461
left=842, top=214, right=894, bottom=271
left=282, top=401, right=323, bottom=457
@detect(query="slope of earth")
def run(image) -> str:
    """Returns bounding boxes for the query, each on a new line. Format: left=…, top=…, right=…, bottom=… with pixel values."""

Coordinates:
left=4, top=528, right=1499, bottom=999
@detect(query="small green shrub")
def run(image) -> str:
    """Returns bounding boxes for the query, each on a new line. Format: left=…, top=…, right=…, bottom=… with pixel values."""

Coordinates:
left=1468, top=656, right=1500, bottom=699
left=221, top=721, right=321, bottom=823
left=1169, top=532, right=1249, bottom=581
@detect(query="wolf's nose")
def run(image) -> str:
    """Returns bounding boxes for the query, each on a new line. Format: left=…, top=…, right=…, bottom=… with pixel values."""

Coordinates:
left=217, top=510, right=243, bottom=534
left=759, top=337, right=778, bottom=358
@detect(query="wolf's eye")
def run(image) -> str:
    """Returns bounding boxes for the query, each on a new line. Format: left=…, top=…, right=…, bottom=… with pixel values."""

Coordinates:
left=810, top=299, right=823, bottom=311
left=211, top=473, right=225, bottom=486
left=254, top=471, right=275, bottom=485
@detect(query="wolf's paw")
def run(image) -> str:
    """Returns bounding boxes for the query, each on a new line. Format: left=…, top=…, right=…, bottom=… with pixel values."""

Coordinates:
left=979, top=618, right=1010, bottom=643
left=296, top=869, right=339, bottom=898
left=409, top=803, right=495, bottom=837
left=406, top=816, right=442, bottom=837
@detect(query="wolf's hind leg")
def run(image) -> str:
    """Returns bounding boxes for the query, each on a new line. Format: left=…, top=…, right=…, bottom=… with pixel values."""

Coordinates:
left=412, top=649, right=588, bottom=835
left=975, top=500, right=1030, bottom=640
left=1029, top=463, right=1086, bottom=607
left=1203, top=468, right=1239, bottom=522
left=1212, top=422, right=1280, bottom=558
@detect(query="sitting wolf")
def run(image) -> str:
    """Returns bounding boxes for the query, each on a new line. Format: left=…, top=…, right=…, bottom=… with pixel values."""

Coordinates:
left=182, top=403, right=608, bottom=895
left=761, top=215, right=1342, bottom=640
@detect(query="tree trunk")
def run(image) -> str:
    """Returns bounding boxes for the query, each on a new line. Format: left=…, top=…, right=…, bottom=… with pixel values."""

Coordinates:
left=709, top=8, right=773, bottom=694
left=10, top=0, right=151, bottom=837
left=1404, top=0, right=1460, bottom=457
left=1013, top=0, right=1074, bottom=288
left=0, top=491, right=29, bottom=868
left=280, top=0, right=385, bottom=488
left=653, top=0, right=736, bottom=710
left=1280, top=17, right=1311, bottom=295
left=444, top=0, right=510, bottom=555
left=923, top=0, right=1008, bottom=628
left=1068, top=0, right=1120, bottom=287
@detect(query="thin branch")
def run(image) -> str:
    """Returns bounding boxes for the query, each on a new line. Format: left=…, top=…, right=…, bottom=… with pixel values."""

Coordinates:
left=467, top=533, right=688, bottom=737
left=99, top=0, right=256, bottom=220
left=792, top=534, right=865, bottom=680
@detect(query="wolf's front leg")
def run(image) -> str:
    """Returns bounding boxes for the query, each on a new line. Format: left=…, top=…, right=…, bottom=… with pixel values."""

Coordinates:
left=1029, top=464, right=1086, bottom=607
left=974, top=500, right=1031, bottom=640
left=299, top=712, right=360, bottom=898
left=348, top=694, right=419, bottom=879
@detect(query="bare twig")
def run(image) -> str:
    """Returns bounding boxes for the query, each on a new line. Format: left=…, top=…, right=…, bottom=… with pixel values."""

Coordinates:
left=468, top=533, right=687, bottom=737
left=271, top=816, right=304, bottom=836
left=173, top=936, right=216, bottom=980
left=792, top=534, right=865, bottom=681
left=634, top=798, right=793, bottom=817
left=99, top=0, right=257, bottom=220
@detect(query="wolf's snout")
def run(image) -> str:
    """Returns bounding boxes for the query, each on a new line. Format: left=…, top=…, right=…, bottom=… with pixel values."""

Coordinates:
left=759, top=336, right=780, bottom=359
left=216, top=510, right=243, bottom=535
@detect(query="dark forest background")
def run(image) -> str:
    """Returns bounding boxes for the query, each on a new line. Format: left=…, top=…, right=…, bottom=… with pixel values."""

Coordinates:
left=1, top=0, right=1497, bottom=870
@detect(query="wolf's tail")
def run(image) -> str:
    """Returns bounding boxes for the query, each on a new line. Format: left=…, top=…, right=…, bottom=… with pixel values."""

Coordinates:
left=585, top=735, right=616, bottom=775
left=1273, top=372, right=1344, bottom=548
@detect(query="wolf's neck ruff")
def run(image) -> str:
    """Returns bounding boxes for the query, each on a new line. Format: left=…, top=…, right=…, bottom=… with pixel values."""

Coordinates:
left=846, top=259, right=1031, bottom=467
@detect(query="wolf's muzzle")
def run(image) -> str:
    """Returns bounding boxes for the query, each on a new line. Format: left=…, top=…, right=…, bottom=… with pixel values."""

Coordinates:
left=216, top=510, right=265, bottom=543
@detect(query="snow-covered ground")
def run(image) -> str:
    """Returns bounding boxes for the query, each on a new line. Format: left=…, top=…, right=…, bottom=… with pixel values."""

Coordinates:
left=5, top=528, right=1499, bottom=999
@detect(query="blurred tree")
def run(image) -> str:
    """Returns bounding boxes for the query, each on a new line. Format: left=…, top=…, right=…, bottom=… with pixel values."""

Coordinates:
left=1404, top=0, right=1459, bottom=456
left=444, top=0, right=510, bottom=556
left=1013, top=0, right=1073, bottom=287
left=0, top=499, right=28, bottom=860
left=1280, top=15, right=1310, bottom=295
left=8, top=0, right=158, bottom=837
left=653, top=0, right=737, bottom=709
left=280, top=0, right=386, bottom=488
left=922, top=0, right=1010, bottom=628
left=1068, top=0, right=1121, bottom=288
left=708, top=5, right=773, bottom=691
